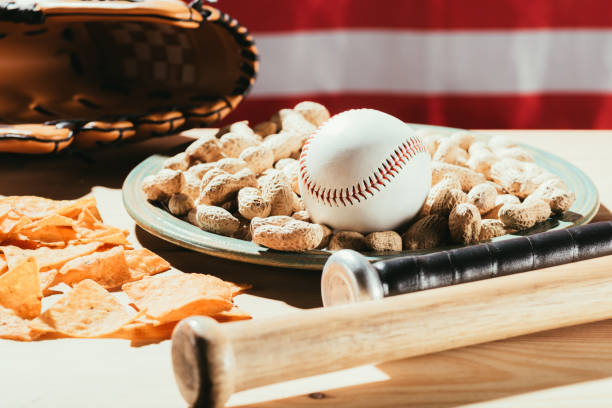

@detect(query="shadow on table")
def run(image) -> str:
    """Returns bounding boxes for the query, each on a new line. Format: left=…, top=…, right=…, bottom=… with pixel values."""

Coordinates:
left=234, top=319, right=612, bottom=407
left=135, top=226, right=323, bottom=309
left=593, top=203, right=612, bottom=222
left=0, top=135, right=192, bottom=199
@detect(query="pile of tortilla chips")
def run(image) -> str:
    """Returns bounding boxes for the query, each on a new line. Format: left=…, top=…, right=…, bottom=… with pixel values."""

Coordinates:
left=0, top=195, right=250, bottom=345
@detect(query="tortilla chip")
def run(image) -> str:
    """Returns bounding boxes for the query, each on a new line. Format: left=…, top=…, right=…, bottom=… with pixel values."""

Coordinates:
left=90, top=223, right=128, bottom=237
left=0, top=204, right=11, bottom=225
left=16, top=214, right=76, bottom=245
left=229, top=282, right=252, bottom=297
left=18, top=226, right=77, bottom=245
left=30, top=279, right=135, bottom=338
left=107, top=318, right=178, bottom=346
left=0, top=305, right=33, bottom=341
left=40, top=269, right=59, bottom=295
left=0, top=247, right=21, bottom=269
left=0, top=236, right=42, bottom=250
left=2, top=242, right=101, bottom=270
left=0, top=211, right=31, bottom=236
left=0, top=195, right=101, bottom=223
left=56, top=196, right=100, bottom=220
left=122, top=273, right=233, bottom=323
left=89, top=232, right=131, bottom=247
left=58, top=246, right=131, bottom=289
left=0, top=257, right=41, bottom=319
left=23, top=214, right=74, bottom=230
left=27, top=318, right=55, bottom=339
left=87, top=204, right=103, bottom=222
left=0, top=254, right=7, bottom=275
left=73, top=223, right=131, bottom=246
left=0, top=196, right=70, bottom=220
left=212, top=306, right=252, bottom=322
left=75, top=208, right=99, bottom=231
left=124, top=248, right=171, bottom=281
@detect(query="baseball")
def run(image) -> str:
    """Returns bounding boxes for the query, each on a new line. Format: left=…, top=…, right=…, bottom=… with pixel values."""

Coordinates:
left=298, top=109, right=431, bottom=233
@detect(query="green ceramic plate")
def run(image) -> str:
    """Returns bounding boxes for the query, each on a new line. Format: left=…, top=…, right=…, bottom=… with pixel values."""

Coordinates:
left=122, top=124, right=600, bottom=270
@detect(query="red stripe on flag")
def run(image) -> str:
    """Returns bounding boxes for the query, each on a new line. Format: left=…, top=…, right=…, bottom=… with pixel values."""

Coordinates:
left=224, top=93, right=612, bottom=129
left=218, top=0, right=612, bottom=32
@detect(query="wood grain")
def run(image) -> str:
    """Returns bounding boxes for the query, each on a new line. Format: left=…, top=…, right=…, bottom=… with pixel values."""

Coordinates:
left=229, top=319, right=612, bottom=408
left=0, top=130, right=611, bottom=407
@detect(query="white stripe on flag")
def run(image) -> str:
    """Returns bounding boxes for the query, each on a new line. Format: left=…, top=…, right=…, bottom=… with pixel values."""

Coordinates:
left=250, top=29, right=612, bottom=95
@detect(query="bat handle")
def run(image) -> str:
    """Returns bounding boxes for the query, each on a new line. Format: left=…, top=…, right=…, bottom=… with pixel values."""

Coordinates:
left=322, top=221, right=612, bottom=306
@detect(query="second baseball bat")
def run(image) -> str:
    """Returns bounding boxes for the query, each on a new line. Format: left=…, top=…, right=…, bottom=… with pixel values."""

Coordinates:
left=322, top=221, right=612, bottom=305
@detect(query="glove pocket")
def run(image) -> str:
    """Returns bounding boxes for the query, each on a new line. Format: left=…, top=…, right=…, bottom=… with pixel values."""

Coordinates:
left=0, top=1, right=258, bottom=153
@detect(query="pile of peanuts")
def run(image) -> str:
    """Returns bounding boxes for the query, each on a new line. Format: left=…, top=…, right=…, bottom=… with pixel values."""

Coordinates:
left=141, top=101, right=575, bottom=253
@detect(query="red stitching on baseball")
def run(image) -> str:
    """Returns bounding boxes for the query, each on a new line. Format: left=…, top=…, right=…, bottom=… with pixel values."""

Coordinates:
left=299, top=134, right=427, bottom=207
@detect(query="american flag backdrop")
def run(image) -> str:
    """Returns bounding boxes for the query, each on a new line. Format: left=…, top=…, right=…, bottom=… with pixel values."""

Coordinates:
left=217, top=0, right=612, bottom=129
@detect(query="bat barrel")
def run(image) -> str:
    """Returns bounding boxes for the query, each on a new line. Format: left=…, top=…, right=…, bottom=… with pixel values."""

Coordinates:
left=321, top=221, right=612, bottom=306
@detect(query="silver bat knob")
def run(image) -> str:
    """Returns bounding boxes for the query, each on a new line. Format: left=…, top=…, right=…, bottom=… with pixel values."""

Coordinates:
left=321, top=249, right=383, bottom=306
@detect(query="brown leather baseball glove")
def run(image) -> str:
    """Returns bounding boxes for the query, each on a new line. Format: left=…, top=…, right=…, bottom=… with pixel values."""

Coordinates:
left=0, top=0, right=258, bottom=154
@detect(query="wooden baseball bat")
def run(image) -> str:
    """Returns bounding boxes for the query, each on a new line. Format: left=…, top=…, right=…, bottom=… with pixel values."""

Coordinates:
left=171, top=254, right=612, bottom=408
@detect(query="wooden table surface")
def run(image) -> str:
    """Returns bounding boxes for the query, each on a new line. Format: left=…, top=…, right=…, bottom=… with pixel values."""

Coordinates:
left=1, top=130, right=611, bottom=407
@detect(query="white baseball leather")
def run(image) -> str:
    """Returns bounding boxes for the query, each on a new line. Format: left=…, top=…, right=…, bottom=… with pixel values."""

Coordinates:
left=299, top=109, right=431, bottom=233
